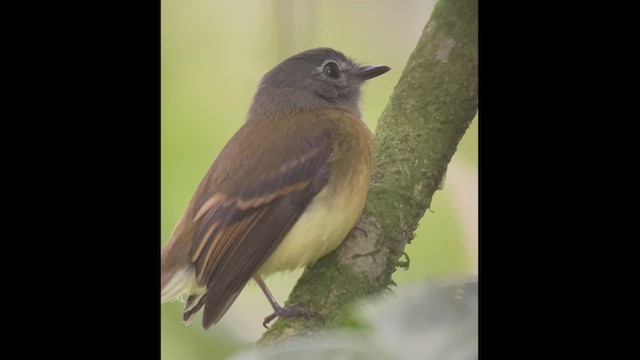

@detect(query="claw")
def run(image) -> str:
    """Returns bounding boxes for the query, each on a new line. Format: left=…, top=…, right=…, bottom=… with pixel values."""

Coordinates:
left=352, top=225, right=368, bottom=238
left=255, top=275, right=320, bottom=328
left=262, top=303, right=318, bottom=328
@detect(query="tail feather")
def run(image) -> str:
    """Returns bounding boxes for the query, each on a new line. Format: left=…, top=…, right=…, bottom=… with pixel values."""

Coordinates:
left=202, top=288, right=243, bottom=329
left=181, top=285, right=244, bottom=330
left=161, top=267, right=195, bottom=303
left=182, top=292, right=207, bottom=325
left=161, top=233, right=245, bottom=327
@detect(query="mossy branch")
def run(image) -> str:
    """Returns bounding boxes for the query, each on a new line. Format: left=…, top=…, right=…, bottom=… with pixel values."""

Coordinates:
left=260, top=0, right=478, bottom=345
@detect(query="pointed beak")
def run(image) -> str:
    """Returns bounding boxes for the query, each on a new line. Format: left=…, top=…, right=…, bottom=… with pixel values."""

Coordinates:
left=356, top=65, right=391, bottom=80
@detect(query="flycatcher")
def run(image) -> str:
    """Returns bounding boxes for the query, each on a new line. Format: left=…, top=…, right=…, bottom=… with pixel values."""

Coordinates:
left=161, top=47, right=390, bottom=329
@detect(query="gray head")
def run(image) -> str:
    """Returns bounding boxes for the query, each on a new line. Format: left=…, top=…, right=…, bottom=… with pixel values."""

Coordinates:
left=247, top=48, right=390, bottom=120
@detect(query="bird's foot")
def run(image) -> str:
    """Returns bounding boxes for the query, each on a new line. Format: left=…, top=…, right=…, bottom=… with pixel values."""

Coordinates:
left=262, top=303, right=319, bottom=329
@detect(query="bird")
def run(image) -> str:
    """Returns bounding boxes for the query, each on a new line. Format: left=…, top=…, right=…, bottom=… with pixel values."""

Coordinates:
left=161, top=47, right=390, bottom=329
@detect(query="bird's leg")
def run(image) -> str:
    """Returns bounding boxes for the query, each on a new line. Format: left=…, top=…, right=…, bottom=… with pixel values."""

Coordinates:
left=254, top=275, right=317, bottom=329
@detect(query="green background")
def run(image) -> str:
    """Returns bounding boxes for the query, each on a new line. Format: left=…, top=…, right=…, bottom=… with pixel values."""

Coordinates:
left=161, top=1, right=477, bottom=359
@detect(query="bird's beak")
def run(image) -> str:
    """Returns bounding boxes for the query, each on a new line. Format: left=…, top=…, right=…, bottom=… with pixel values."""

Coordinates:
left=356, top=65, right=391, bottom=80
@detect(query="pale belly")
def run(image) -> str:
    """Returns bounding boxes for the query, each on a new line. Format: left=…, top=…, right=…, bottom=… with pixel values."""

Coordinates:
left=257, top=167, right=369, bottom=275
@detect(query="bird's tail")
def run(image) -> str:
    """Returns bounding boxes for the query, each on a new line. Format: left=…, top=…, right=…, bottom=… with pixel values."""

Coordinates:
left=161, top=266, right=195, bottom=303
left=182, top=287, right=243, bottom=329
left=161, top=237, right=198, bottom=303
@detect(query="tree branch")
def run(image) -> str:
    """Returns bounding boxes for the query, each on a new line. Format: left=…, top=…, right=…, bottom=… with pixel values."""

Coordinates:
left=260, top=0, right=478, bottom=344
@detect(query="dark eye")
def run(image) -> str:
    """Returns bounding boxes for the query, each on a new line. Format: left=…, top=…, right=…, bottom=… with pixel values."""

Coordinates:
left=323, top=61, right=341, bottom=79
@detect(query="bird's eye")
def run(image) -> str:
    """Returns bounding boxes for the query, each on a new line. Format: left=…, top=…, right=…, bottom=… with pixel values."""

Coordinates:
left=322, top=61, right=341, bottom=79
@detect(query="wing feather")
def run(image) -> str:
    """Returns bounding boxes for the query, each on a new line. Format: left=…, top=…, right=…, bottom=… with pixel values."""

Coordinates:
left=182, top=114, right=334, bottom=329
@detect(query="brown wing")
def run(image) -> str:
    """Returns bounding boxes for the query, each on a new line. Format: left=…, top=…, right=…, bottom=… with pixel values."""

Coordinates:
left=183, top=114, right=333, bottom=329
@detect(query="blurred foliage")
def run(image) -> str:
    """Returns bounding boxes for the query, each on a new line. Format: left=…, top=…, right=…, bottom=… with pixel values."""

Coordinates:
left=230, top=277, right=478, bottom=360
left=161, top=0, right=476, bottom=359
